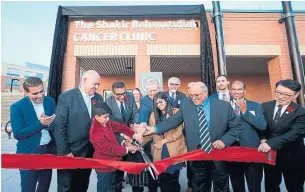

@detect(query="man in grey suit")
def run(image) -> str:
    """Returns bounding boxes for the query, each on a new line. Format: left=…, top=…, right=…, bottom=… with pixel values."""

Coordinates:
left=54, top=70, right=104, bottom=192
left=145, top=81, right=242, bottom=192
left=228, top=80, right=267, bottom=192
left=105, top=81, right=139, bottom=192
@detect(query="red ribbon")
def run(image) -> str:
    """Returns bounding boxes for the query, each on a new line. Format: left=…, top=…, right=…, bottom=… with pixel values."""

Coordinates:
left=1, top=147, right=276, bottom=174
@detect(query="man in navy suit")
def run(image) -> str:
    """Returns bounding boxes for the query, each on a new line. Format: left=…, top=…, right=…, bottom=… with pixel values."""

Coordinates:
left=10, top=77, right=56, bottom=192
left=228, top=80, right=267, bottom=192
left=138, top=79, right=160, bottom=192
left=163, top=77, right=186, bottom=108
left=139, top=80, right=160, bottom=124
left=211, top=75, right=230, bottom=101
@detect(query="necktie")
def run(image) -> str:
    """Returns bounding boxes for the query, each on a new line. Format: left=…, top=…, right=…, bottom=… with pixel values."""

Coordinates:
left=171, top=92, right=175, bottom=100
left=198, top=106, right=212, bottom=153
left=222, top=94, right=226, bottom=101
left=120, top=102, right=126, bottom=121
left=234, top=104, right=240, bottom=117
left=273, top=105, right=283, bottom=124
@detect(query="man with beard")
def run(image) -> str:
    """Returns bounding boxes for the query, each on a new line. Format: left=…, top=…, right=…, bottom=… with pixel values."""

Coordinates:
left=211, top=75, right=230, bottom=102
left=54, top=70, right=104, bottom=192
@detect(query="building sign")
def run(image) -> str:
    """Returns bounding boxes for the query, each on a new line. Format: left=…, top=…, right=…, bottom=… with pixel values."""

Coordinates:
left=73, top=20, right=198, bottom=42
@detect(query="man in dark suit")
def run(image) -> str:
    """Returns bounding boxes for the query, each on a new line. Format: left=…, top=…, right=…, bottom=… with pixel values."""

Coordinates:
left=258, top=79, right=305, bottom=192
left=211, top=75, right=230, bottom=102
left=10, top=77, right=56, bottom=192
left=145, top=81, right=242, bottom=192
left=163, top=77, right=186, bottom=108
left=228, top=80, right=267, bottom=192
left=105, top=81, right=139, bottom=192
left=54, top=70, right=104, bottom=192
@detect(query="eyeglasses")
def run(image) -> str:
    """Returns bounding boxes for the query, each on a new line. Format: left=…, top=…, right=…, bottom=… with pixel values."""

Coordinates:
left=189, top=91, right=205, bottom=98
left=114, top=92, right=126, bottom=97
left=274, top=91, right=295, bottom=99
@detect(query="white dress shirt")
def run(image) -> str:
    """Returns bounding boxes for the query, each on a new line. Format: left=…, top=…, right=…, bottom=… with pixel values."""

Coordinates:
left=115, top=98, right=126, bottom=113
left=273, top=102, right=289, bottom=119
left=218, top=90, right=230, bottom=100
left=31, top=101, right=51, bottom=145
left=169, top=91, right=176, bottom=100
left=79, top=88, right=94, bottom=118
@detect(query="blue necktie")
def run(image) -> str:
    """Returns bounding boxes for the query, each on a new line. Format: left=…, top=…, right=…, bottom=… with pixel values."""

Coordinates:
left=198, top=106, right=212, bottom=153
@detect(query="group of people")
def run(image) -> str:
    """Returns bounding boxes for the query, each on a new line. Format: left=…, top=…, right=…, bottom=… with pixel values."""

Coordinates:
left=10, top=69, right=305, bottom=192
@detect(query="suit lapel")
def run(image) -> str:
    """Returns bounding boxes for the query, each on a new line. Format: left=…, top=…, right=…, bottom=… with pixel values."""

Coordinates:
left=26, top=97, right=39, bottom=120
left=209, top=99, right=217, bottom=141
left=43, top=98, right=49, bottom=116
left=273, top=101, right=298, bottom=130
left=76, top=89, right=90, bottom=121
left=111, top=96, right=123, bottom=120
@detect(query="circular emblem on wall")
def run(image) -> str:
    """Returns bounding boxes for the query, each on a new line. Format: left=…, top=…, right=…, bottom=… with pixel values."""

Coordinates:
left=140, top=72, right=163, bottom=95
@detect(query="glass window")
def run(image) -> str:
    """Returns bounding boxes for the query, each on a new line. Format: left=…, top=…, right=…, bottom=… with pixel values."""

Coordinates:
left=36, top=73, right=43, bottom=80
left=6, top=68, right=20, bottom=77
left=24, top=71, right=34, bottom=78
left=5, top=79, right=19, bottom=86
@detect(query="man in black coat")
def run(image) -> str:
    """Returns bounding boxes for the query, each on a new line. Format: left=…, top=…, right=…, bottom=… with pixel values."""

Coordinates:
left=54, top=70, right=104, bottom=192
left=258, top=79, right=305, bottom=192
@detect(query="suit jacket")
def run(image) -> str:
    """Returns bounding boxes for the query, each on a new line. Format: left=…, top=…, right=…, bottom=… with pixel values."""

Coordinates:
left=210, top=93, right=219, bottom=99
left=236, top=100, right=267, bottom=148
left=10, top=96, right=56, bottom=154
left=157, top=97, right=242, bottom=172
left=261, top=101, right=305, bottom=156
left=105, top=92, right=139, bottom=125
left=149, top=108, right=187, bottom=164
left=138, top=95, right=153, bottom=124
left=54, top=88, right=103, bottom=157
left=163, top=91, right=187, bottom=108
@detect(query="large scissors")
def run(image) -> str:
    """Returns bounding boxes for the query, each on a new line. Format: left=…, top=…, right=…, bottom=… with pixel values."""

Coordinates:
left=133, top=141, right=159, bottom=180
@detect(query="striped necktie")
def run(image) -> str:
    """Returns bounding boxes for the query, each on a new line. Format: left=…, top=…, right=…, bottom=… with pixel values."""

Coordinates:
left=198, top=106, right=212, bottom=153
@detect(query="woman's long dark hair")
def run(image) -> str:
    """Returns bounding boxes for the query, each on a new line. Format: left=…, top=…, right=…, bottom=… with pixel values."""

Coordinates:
left=152, top=92, right=174, bottom=124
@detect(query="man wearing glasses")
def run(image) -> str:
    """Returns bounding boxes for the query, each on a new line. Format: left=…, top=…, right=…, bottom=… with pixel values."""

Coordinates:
left=258, top=79, right=305, bottom=192
left=105, top=81, right=139, bottom=192
left=144, top=81, right=242, bottom=192
left=163, top=77, right=186, bottom=108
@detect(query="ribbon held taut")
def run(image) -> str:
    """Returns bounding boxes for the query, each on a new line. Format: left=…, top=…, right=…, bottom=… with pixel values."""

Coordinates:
left=2, top=147, right=276, bottom=174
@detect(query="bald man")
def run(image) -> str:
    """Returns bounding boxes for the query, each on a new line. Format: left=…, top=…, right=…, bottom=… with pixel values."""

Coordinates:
left=145, top=82, right=241, bottom=192
left=54, top=70, right=104, bottom=192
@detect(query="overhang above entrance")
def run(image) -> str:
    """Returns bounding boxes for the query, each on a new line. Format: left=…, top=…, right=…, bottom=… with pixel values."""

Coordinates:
left=79, top=57, right=135, bottom=76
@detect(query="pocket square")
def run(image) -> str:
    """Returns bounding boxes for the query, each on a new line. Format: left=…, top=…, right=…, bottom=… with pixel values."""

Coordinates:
left=249, top=110, right=256, bottom=116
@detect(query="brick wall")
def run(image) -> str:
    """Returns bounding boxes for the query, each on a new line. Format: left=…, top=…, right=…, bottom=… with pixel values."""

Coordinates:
left=61, top=12, right=305, bottom=103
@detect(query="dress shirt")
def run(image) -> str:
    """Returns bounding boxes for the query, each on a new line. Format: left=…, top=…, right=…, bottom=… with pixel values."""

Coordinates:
left=79, top=87, right=94, bottom=118
left=31, top=101, right=51, bottom=145
left=115, top=98, right=126, bottom=112
left=273, top=102, right=289, bottom=119
left=218, top=90, right=230, bottom=100
left=169, top=91, right=176, bottom=100
left=155, top=98, right=211, bottom=133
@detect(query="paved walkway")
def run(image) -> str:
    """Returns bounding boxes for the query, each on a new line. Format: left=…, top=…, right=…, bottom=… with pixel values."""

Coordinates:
left=2, top=132, right=304, bottom=191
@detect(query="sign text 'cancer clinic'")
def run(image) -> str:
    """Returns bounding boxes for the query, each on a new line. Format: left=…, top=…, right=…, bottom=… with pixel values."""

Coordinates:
left=73, top=20, right=198, bottom=42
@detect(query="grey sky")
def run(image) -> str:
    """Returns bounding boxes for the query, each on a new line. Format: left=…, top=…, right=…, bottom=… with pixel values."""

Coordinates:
left=1, top=1, right=305, bottom=66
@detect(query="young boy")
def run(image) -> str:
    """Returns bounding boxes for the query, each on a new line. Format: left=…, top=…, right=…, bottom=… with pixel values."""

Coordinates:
left=90, top=102, right=142, bottom=192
